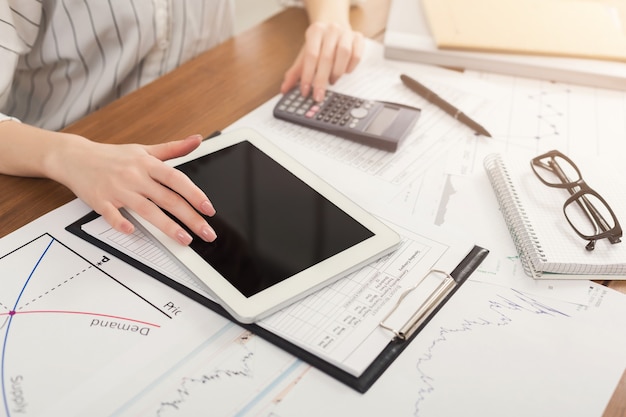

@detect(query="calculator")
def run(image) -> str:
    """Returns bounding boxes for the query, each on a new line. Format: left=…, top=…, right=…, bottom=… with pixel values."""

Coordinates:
left=273, top=87, right=421, bottom=152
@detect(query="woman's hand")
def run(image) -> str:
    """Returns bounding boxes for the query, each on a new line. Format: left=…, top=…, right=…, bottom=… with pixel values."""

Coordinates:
left=51, top=134, right=217, bottom=246
left=281, top=21, right=364, bottom=102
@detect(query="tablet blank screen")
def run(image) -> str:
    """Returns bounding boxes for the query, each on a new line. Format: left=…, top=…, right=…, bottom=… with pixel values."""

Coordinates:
left=175, top=140, right=374, bottom=298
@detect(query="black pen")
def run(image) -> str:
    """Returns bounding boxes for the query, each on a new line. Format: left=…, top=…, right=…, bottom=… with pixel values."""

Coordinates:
left=400, top=74, right=491, bottom=137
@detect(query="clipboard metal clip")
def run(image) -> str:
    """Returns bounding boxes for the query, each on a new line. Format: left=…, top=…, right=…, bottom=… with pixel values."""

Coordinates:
left=379, top=269, right=456, bottom=341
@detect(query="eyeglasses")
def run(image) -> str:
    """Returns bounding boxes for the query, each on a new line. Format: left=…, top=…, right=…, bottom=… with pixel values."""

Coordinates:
left=530, top=150, right=622, bottom=251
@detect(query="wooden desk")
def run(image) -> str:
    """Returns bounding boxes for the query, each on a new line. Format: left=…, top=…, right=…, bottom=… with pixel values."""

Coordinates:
left=0, top=1, right=623, bottom=415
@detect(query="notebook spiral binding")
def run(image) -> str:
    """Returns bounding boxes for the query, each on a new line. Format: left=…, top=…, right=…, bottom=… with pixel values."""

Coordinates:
left=483, top=153, right=545, bottom=278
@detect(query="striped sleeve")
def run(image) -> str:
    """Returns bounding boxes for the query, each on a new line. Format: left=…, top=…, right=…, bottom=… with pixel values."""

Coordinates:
left=0, top=0, right=42, bottom=120
left=1, top=0, right=234, bottom=130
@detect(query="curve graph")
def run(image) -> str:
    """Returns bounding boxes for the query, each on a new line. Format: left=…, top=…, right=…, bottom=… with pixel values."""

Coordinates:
left=0, top=234, right=168, bottom=417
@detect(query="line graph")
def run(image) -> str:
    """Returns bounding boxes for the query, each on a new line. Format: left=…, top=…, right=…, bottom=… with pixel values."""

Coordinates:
left=110, top=282, right=589, bottom=417
left=105, top=327, right=306, bottom=417
left=256, top=280, right=625, bottom=417
left=526, top=89, right=567, bottom=141
left=411, top=286, right=571, bottom=416
left=156, top=350, right=255, bottom=416
left=0, top=233, right=169, bottom=417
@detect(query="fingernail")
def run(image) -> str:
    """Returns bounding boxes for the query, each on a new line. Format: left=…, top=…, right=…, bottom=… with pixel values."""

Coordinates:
left=176, top=229, right=193, bottom=246
left=314, top=89, right=324, bottom=102
left=121, top=221, right=135, bottom=234
left=201, top=200, right=216, bottom=216
left=301, top=84, right=311, bottom=97
left=201, top=225, right=217, bottom=242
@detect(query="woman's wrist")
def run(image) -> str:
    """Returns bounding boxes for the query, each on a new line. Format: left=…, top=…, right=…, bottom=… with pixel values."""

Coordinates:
left=0, top=120, right=84, bottom=179
left=304, top=0, right=351, bottom=27
left=42, top=131, right=92, bottom=185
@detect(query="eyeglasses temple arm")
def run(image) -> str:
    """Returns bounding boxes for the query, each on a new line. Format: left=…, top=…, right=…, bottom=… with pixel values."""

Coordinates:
left=550, top=160, right=610, bottom=235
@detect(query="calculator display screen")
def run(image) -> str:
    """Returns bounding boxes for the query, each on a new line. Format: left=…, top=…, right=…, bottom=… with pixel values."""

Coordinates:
left=365, top=106, right=399, bottom=135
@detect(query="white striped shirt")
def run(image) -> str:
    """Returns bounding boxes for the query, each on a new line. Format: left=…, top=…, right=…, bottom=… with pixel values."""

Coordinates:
left=0, top=0, right=235, bottom=131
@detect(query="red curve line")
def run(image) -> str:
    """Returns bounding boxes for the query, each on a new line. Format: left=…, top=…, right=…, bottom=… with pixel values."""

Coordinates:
left=1, top=310, right=160, bottom=328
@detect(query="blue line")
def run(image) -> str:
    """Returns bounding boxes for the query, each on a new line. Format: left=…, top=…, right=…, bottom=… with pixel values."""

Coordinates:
left=233, top=359, right=303, bottom=417
left=1, top=237, right=55, bottom=417
left=109, top=322, right=236, bottom=417
left=111, top=324, right=304, bottom=417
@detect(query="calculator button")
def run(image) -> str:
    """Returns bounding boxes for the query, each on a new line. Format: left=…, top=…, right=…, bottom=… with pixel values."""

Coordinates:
left=350, top=108, right=368, bottom=119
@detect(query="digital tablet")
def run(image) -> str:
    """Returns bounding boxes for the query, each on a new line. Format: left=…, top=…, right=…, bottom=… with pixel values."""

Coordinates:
left=130, top=128, right=401, bottom=323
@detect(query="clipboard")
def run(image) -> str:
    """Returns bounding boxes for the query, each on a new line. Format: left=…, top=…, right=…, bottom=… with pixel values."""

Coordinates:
left=66, top=211, right=488, bottom=393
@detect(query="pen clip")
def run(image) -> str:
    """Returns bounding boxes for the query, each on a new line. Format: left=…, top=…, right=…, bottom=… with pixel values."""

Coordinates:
left=379, top=269, right=456, bottom=341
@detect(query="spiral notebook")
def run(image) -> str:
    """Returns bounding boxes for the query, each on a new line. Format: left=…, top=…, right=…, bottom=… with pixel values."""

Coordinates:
left=483, top=152, right=626, bottom=279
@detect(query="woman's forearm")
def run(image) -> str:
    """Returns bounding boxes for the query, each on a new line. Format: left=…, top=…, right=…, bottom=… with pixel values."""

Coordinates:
left=0, top=120, right=84, bottom=180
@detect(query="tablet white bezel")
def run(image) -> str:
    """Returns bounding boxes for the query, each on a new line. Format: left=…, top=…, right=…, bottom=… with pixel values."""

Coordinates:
left=131, top=128, right=400, bottom=323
